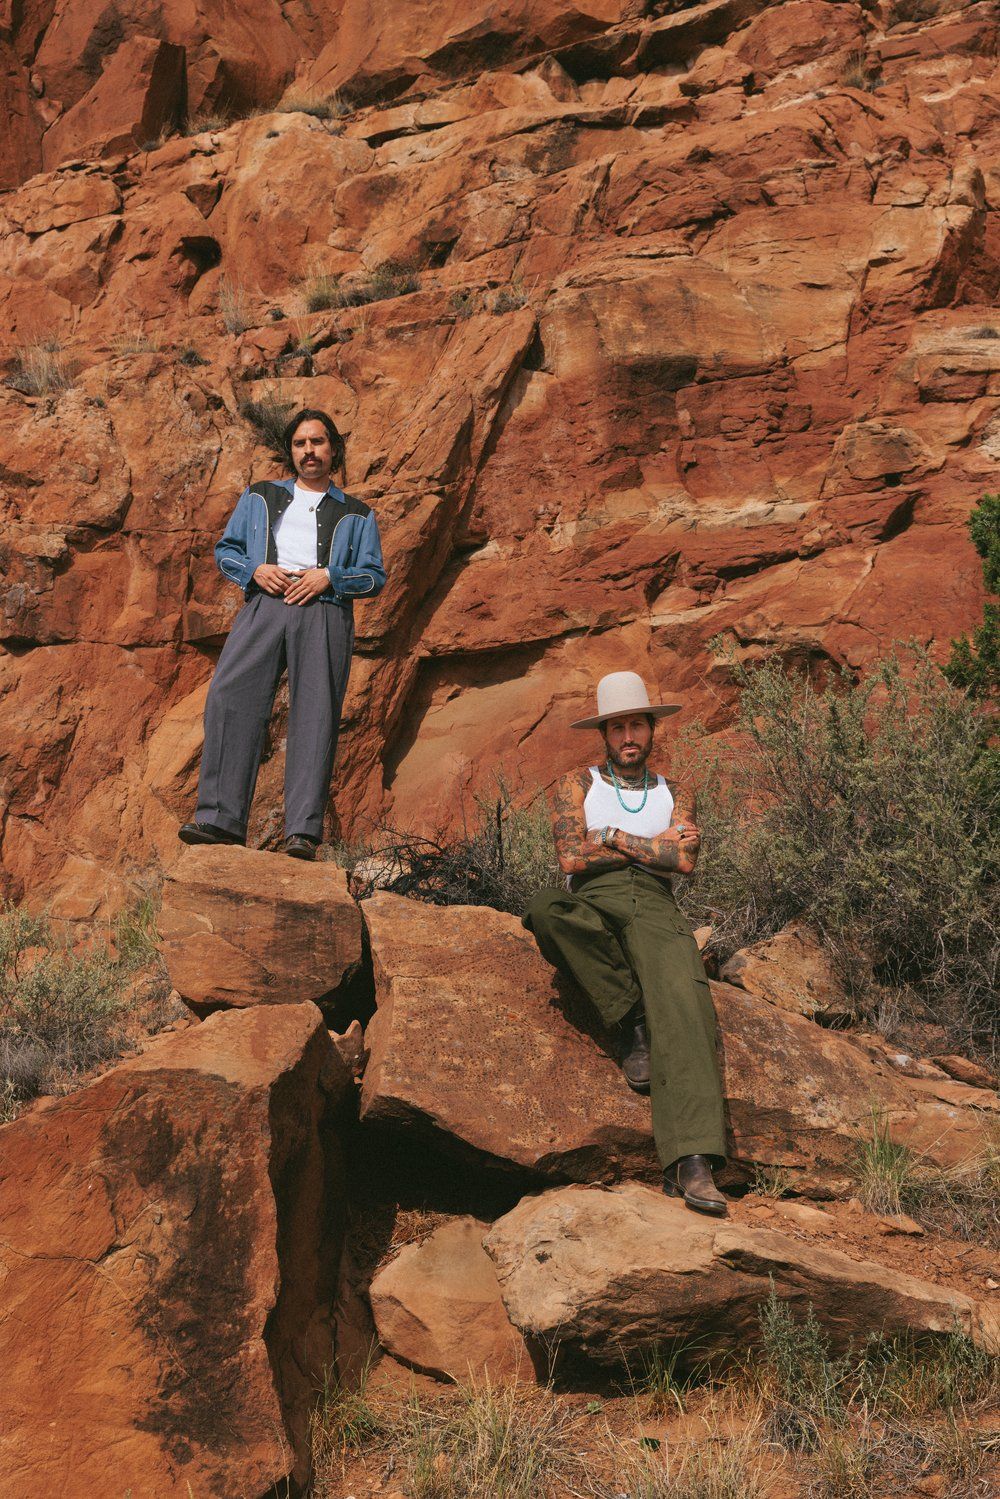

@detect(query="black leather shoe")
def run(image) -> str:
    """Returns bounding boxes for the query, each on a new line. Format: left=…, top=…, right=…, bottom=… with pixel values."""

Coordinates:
left=618, top=1007, right=650, bottom=1093
left=283, top=835, right=318, bottom=861
left=664, top=1155, right=728, bottom=1216
left=178, top=822, right=245, bottom=846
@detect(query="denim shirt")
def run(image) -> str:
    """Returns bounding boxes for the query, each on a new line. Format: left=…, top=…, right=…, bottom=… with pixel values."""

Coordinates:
left=214, top=477, right=387, bottom=606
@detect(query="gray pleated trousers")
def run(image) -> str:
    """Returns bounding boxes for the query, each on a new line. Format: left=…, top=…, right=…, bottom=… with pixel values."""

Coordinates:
left=195, top=592, right=353, bottom=840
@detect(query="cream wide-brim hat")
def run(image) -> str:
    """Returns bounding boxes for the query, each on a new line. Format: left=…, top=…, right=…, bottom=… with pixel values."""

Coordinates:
left=571, top=671, right=682, bottom=730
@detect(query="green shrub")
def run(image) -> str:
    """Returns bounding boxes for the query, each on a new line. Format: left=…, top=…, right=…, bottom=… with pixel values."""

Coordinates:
left=0, top=909, right=126, bottom=1115
left=680, top=644, right=998, bottom=1040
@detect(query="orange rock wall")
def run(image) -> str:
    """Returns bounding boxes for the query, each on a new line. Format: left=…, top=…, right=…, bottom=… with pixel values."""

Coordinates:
left=1, top=0, right=998, bottom=912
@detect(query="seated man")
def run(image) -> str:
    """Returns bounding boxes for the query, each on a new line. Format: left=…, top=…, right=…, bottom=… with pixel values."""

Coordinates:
left=179, top=407, right=386, bottom=860
left=523, top=670, right=728, bottom=1215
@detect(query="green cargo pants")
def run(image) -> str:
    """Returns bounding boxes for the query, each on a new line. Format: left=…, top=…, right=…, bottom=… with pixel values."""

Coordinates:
left=523, top=866, right=726, bottom=1172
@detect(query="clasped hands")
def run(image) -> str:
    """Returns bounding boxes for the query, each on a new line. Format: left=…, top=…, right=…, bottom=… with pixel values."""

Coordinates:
left=252, top=564, right=332, bottom=605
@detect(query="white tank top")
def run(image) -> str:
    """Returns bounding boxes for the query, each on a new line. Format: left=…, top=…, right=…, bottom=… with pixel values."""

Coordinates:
left=583, top=765, right=674, bottom=838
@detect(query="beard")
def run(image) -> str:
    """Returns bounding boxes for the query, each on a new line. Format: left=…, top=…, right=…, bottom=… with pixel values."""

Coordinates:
left=605, top=739, right=651, bottom=776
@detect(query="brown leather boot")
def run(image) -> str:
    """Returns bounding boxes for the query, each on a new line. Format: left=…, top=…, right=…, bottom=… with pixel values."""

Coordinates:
left=664, top=1155, right=728, bottom=1216
left=618, top=1006, right=650, bottom=1093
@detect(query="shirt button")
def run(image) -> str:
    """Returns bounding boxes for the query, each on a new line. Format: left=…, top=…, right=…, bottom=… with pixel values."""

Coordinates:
left=309, top=505, right=315, bottom=512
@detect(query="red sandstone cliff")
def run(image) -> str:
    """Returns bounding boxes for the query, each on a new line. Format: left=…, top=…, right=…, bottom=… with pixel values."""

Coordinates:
left=1, top=0, right=997, bottom=912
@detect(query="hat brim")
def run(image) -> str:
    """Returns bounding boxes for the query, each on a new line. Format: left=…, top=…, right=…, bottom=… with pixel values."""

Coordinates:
left=571, top=704, right=682, bottom=730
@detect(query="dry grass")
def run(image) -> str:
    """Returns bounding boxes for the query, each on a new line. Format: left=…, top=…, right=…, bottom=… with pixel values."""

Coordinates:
left=312, top=1373, right=592, bottom=1498
left=277, top=88, right=349, bottom=121
left=853, top=1111, right=1000, bottom=1249
left=111, top=322, right=161, bottom=356
left=302, top=260, right=420, bottom=314
left=7, top=337, right=73, bottom=395
left=219, top=275, right=252, bottom=335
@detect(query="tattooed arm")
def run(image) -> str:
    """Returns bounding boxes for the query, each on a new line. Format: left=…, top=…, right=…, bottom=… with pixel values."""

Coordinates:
left=608, top=781, right=701, bottom=876
left=551, top=770, right=630, bottom=876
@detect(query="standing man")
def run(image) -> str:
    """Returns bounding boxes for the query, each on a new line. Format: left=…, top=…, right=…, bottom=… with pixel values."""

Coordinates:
left=179, top=408, right=386, bottom=860
left=523, top=671, right=728, bottom=1214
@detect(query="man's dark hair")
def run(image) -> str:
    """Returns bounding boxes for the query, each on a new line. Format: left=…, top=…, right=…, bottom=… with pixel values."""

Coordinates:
left=282, top=408, right=345, bottom=471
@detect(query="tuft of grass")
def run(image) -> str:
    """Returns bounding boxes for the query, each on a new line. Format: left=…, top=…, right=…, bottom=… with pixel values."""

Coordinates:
left=277, top=88, right=349, bottom=121
left=450, top=288, right=478, bottom=319
left=7, top=337, right=73, bottom=395
left=748, top=1164, right=793, bottom=1199
left=111, top=323, right=161, bottom=356
left=490, top=279, right=527, bottom=314
left=638, top=1341, right=707, bottom=1418
left=178, top=345, right=208, bottom=367
left=219, top=276, right=252, bottom=335
left=852, top=1112, right=1000, bottom=1248
left=853, top=1109, right=915, bottom=1218
left=238, top=392, right=294, bottom=457
left=183, top=107, right=234, bottom=135
left=840, top=49, right=878, bottom=92
left=303, top=273, right=344, bottom=314
left=113, top=895, right=160, bottom=973
left=310, top=1363, right=385, bottom=1487
left=305, top=260, right=420, bottom=313
left=310, top=1374, right=587, bottom=1498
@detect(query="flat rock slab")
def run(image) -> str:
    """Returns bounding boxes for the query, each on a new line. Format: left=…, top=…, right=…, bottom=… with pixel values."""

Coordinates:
left=369, top=1217, right=534, bottom=1383
left=361, top=895, right=994, bottom=1192
left=484, top=1183, right=1000, bottom=1370
left=0, top=1003, right=350, bottom=1496
left=159, top=844, right=363, bottom=1007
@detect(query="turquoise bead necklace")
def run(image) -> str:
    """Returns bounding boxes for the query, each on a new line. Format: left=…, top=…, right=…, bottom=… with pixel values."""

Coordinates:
left=606, top=758, right=649, bottom=813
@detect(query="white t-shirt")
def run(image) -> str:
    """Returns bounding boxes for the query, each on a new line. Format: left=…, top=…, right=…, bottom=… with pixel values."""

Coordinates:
left=274, top=484, right=322, bottom=572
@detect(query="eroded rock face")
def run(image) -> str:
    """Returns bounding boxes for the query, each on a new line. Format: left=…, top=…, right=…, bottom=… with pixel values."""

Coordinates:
left=369, top=1216, right=535, bottom=1383
left=1, top=1, right=998, bottom=905
left=0, top=1003, right=350, bottom=1495
left=158, top=844, right=363, bottom=1007
left=483, top=1182, right=1000, bottom=1368
left=360, top=894, right=996, bottom=1191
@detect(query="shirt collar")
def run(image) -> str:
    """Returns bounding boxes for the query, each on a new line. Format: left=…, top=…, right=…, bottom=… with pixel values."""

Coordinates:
left=282, top=475, right=346, bottom=505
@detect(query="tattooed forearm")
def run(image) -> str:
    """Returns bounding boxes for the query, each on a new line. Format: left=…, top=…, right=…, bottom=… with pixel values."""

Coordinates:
left=612, top=829, right=686, bottom=871
left=609, top=783, right=701, bottom=875
left=551, top=772, right=629, bottom=875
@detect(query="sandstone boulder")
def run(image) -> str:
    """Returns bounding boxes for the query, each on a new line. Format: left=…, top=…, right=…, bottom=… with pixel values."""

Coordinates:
left=720, top=921, right=853, bottom=1022
left=483, top=1183, right=1000, bottom=1370
left=360, top=892, right=657, bottom=1179
left=369, top=1217, right=534, bottom=1383
left=0, top=1003, right=350, bottom=1495
left=361, top=896, right=995, bottom=1192
left=158, top=844, right=363, bottom=1008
